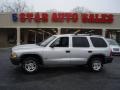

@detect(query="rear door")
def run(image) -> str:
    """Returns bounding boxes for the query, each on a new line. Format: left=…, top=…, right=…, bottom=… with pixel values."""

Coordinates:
left=70, top=36, right=92, bottom=65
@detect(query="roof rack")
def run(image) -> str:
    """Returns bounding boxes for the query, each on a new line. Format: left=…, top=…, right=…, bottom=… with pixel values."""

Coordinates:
left=74, top=33, right=102, bottom=36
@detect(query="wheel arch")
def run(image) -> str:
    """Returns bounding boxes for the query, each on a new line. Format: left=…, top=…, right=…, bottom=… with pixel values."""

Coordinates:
left=20, top=54, right=44, bottom=65
left=87, top=54, right=105, bottom=64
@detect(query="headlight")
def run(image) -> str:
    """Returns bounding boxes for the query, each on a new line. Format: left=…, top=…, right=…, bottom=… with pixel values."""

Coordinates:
left=11, top=52, right=17, bottom=58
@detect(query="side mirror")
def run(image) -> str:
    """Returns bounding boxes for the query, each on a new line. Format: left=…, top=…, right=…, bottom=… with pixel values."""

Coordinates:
left=50, top=46, right=54, bottom=48
left=50, top=44, right=55, bottom=48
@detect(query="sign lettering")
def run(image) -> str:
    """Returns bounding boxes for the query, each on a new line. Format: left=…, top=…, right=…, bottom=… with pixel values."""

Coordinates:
left=12, top=13, right=113, bottom=23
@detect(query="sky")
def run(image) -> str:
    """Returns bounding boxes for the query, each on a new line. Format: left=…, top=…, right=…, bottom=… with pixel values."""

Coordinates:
left=1, top=0, right=120, bottom=13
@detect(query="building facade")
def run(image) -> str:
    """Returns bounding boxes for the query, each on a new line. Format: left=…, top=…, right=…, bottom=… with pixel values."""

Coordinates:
left=0, top=12, right=120, bottom=48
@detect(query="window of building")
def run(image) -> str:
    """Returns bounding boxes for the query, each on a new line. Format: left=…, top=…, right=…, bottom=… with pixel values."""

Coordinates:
left=72, top=37, right=89, bottom=47
left=21, top=28, right=58, bottom=44
left=7, top=29, right=17, bottom=45
left=90, top=37, right=107, bottom=47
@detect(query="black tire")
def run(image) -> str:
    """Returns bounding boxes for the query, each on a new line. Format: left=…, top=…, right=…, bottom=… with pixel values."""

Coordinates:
left=88, top=57, right=103, bottom=72
left=22, top=57, right=39, bottom=73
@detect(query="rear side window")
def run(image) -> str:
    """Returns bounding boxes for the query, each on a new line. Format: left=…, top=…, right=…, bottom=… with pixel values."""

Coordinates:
left=72, top=37, right=89, bottom=47
left=90, top=37, right=107, bottom=47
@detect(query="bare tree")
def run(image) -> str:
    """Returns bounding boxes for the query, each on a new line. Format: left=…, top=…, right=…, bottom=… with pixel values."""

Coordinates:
left=72, top=6, right=92, bottom=13
left=0, top=0, right=33, bottom=13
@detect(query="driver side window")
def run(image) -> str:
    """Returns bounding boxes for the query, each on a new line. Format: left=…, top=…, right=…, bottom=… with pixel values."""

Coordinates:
left=50, top=37, right=69, bottom=47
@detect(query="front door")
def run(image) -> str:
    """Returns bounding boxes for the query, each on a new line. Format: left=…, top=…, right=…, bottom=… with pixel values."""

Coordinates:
left=43, top=37, right=70, bottom=65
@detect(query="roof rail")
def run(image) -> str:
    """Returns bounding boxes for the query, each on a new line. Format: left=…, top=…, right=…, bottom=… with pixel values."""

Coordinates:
left=74, top=33, right=91, bottom=36
left=74, top=33, right=102, bottom=36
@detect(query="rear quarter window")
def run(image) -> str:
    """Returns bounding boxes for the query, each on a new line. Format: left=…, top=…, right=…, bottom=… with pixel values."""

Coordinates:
left=90, top=37, right=107, bottom=47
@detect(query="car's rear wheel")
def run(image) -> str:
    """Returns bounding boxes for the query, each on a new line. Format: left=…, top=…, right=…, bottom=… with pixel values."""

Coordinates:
left=22, top=57, right=39, bottom=73
left=89, top=57, right=103, bottom=72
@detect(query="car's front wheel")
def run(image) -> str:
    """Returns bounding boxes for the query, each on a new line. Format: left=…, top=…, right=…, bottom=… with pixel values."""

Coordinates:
left=22, top=57, right=39, bottom=73
left=89, top=57, right=103, bottom=72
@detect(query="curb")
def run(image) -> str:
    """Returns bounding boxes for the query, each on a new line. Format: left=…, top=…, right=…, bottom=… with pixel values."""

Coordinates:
left=0, top=47, right=12, bottom=51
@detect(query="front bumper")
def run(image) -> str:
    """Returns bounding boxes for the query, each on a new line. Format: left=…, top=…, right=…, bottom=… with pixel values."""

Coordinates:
left=104, top=56, right=113, bottom=64
left=112, top=52, right=120, bottom=56
left=10, top=55, right=20, bottom=65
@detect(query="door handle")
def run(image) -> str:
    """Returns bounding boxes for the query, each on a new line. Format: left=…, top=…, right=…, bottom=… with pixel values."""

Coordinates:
left=66, top=50, right=70, bottom=53
left=88, top=50, right=92, bottom=53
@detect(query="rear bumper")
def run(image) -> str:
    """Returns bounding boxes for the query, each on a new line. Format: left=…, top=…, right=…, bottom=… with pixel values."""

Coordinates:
left=104, top=56, right=113, bottom=64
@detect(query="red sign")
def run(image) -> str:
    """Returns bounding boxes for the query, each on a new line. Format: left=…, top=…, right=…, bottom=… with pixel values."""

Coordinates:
left=81, top=14, right=113, bottom=23
left=12, top=13, right=113, bottom=23
left=19, top=12, right=48, bottom=23
left=51, top=13, right=78, bottom=23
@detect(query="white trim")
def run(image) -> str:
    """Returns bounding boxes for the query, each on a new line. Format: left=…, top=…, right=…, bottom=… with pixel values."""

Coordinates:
left=0, top=26, right=120, bottom=30
left=0, top=12, right=120, bottom=15
left=17, top=27, right=20, bottom=45
left=102, top=28, right=106, bottom=37
left=57, top=28, right=61, bottom=35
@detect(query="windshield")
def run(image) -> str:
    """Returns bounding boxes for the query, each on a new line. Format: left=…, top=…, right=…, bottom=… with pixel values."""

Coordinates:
left=107, top=39, right=118, bottom=46
left=40, top=36, right=56, bottom=47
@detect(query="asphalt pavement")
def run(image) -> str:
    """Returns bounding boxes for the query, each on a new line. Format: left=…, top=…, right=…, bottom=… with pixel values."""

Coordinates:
left=0, top=48, right=120, bottom=90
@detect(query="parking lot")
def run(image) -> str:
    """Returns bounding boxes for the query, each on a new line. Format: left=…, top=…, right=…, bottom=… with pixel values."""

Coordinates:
left=0, top=48, right=120, bottom=90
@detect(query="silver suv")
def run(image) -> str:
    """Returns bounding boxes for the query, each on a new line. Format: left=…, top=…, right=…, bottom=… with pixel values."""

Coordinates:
left=10, top=34, right=113, bottom=73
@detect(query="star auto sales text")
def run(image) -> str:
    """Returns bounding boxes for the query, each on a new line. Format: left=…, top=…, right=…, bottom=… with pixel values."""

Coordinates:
left=12, top=12, right=113, bottom=23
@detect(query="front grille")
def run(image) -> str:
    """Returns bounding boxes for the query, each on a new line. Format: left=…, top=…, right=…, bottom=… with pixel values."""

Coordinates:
left=113, top=48, right=119, bottom=51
